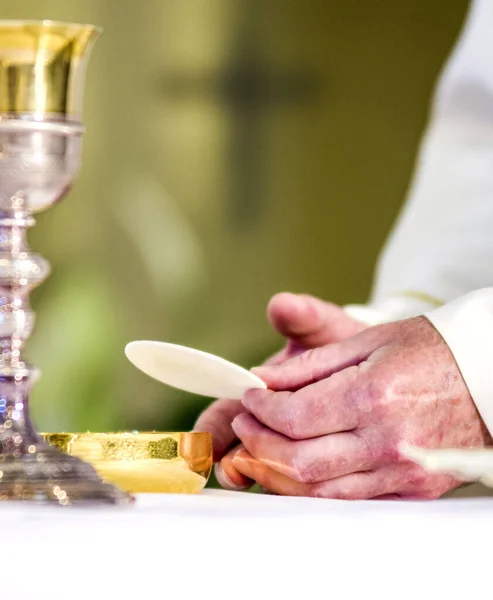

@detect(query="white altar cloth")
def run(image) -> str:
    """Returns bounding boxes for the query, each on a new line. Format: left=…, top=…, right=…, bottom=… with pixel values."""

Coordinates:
left=3, top=489, right=492, bottom=600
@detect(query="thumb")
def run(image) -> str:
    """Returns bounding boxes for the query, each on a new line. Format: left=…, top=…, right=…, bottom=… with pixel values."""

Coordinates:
left=193, top=398, right=244, bottom=462
left=267, top=293, right=365, bottom=347
left=252, top=332, right=376, bottom=391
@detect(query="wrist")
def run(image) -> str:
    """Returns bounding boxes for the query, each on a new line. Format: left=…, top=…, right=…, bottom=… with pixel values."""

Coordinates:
left=425, top=288, right=493, bottom=437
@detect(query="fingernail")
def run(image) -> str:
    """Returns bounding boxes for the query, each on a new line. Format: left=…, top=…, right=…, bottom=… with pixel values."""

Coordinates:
left=251, top=366, right=269, bottom=379
left=231, top=414, right=245, bottom=434
left=241, top=392, right=251, bottom=410
left=214, top=463, right=248, bottom=491
left=232, top=448, right=250, bottom=465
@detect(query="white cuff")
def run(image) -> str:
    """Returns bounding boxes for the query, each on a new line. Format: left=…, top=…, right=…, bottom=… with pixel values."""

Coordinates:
left=344, top=293, right=441, bottom=326
left=425, top=288, right=493, bottom=437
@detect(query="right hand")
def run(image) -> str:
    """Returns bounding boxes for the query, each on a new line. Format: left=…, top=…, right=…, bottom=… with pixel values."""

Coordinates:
left=193, top=292, right=366, bottom=490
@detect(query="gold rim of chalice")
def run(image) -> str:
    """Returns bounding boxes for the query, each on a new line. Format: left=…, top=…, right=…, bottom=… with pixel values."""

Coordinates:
left=0, top=19, right=102, bottom=117
left=42, top=432, right=213, bottom=495
left=0, top=19, right=102, bottom=30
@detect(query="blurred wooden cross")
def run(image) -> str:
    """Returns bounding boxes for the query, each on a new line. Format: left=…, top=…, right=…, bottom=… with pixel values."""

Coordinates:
left=158, top=23, right=321, bottom=230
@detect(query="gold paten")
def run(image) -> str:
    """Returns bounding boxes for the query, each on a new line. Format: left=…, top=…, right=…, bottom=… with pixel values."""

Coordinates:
left=42, top=432, right=213, bottom=494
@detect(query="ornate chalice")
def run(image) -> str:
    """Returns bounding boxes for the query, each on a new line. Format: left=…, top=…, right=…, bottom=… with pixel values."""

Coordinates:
left=0, top=20, right=132, bottom=505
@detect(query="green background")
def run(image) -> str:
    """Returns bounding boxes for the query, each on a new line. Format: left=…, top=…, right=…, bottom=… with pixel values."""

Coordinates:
left=2, top=1, right=467, bottom=444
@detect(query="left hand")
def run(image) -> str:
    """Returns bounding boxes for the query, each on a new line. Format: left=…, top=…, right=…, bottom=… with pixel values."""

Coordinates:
left=231, top=316, right=492, bottom=499
left=197, top=292, right=365, bottom=490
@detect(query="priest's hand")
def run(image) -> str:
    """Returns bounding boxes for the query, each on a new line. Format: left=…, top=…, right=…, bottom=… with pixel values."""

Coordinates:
left=193, top=293, right=365, bottom=489
left=231, top=316, right=492, bottom=499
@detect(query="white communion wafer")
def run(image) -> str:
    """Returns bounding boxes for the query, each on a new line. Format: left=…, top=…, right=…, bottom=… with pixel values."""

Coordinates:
left=399, top=442, right=493, bottom=487
left=125, top=340, right=267, bottom=400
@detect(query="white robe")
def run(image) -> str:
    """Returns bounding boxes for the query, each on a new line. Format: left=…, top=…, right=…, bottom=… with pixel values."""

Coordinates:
left=344, top=0, right=493, bottom=436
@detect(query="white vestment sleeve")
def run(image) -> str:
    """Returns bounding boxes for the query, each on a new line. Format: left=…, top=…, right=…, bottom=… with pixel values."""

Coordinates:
left=424, top=289, right=493, bottom=436
left=343, top=0, right=493, bottom=433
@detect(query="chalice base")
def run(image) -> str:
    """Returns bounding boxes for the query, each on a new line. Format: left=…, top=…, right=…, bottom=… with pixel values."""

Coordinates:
left=0, top=442, right=134, bottom=506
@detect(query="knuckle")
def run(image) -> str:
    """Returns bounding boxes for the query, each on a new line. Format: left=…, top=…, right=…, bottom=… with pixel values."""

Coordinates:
left=282, top=389, right=322, bottom=440
left=365, top=378, right=386, bottom=406
left=403, top=466, right=430, bottom=490
left=418, top=487, right=444, bottom=500
left=312, top=483, right=360, bottom=500
left=290, top=450, right=315, bottom=483
left=283, top=396, right=305, bottom=440
left=299, top=347, right=318, bottom=364
left=296, top=347, right=323, bottom=380
left=354, top=430, right=380, bottom=464
left=293, top=454, right=351, bottom=486
left=327, top=454, right=351, bottom=476
left=311, top=470, right=384, bottom=500
left=403, top=470, right=452, bottom=500
left=363, top=372, right=396, bottom=411
left=335, top=489, right=361, bottom=500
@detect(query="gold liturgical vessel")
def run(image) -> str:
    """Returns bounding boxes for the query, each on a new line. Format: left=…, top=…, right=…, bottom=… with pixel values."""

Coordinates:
left=0, top=20, right=212, bottom=504
left=43, top=432, right=213, bottom=494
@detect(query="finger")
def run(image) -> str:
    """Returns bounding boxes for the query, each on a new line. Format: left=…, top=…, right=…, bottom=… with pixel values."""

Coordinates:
left=232, top=451, right=396, bottom=499
left=268, top=293, right=365, bottom=346
left=264, top=340, right=306, bottom=367
left=233, top=450, right=311, bottom=496
left=193, top=398, right=244, bottom=462
left=314, top=471, right=398, bottom=499
left=232, top=413, right=377, bottom=482
left=251, top=330, right=380, bottom=391
left=371, top=494, right=402, bottom=500
left=242, top=368, right=362, bottom=439
left=215, top=444, right=253, bottom=491
left=258, top=294, right=349, bottom=373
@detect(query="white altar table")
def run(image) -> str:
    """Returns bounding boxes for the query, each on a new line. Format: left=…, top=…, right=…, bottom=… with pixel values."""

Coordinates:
left=2, top=489, right=492, bottom=600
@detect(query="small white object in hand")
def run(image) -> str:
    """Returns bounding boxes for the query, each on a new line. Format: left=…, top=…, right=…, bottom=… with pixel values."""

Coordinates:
left=400, top=442, right=493, bottom=487
left=125, top=340, right=266, bottom=400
